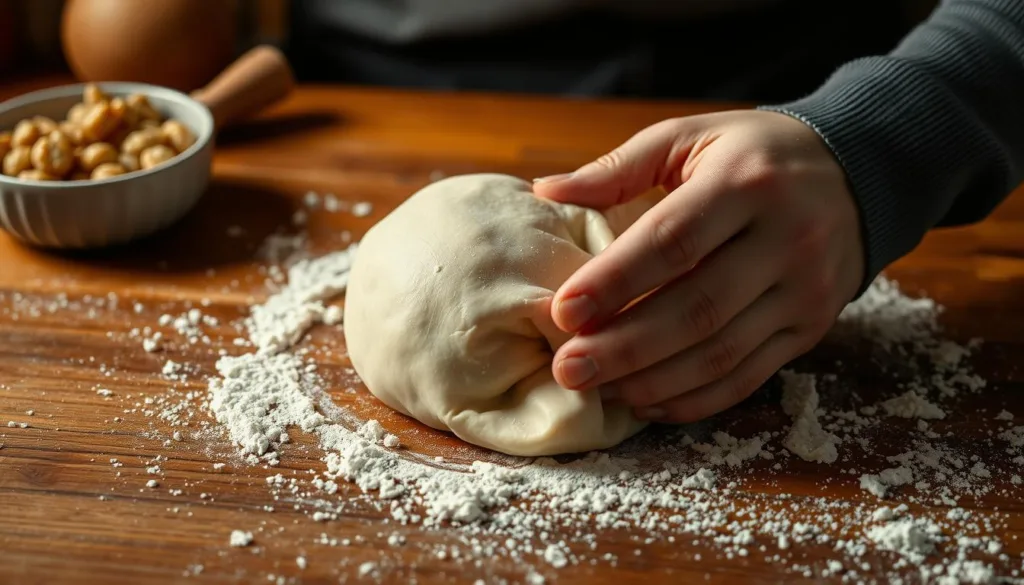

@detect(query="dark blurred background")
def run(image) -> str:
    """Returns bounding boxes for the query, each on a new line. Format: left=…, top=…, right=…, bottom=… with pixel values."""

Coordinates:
left=2, top=0, right=940, bottom=103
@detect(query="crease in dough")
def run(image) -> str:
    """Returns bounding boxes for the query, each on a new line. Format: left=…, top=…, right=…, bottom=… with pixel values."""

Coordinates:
left=343, top=173, right=665, bottom=457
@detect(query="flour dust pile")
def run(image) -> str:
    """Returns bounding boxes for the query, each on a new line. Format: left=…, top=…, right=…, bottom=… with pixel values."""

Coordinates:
left=4, top=187, right=1022, bottom=584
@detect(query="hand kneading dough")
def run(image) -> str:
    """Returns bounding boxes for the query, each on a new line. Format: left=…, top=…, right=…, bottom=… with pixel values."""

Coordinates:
left=344, top=173, right=662, bottom=457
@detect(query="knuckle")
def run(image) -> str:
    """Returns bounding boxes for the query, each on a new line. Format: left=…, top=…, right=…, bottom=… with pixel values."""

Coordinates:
left=655, top=117, right=687, bottom=132
left=701, top=336, right=739, bottom=380
left=736, top=154, right=788, bottom=202
left=663, top=398, right=708, bottom=424
left=726, top=373, right=762, bottom=407
left=807, top=314, right=836, bottom=340
left=788, top=217, right=830, bottom=258
left=780, top=221, right=829, bottom=275
left=603, top=261, right=636, bottom=313
left=793, top=336, right=819, bottom=358
left=609, top=341, right=643, bottom=378
left=790, top=323, right=828, bottom=355
left=682, top=289, right=720, bottom=339
left=620, top=379, right=658, bottom=408
left=659, top=409, right=692, bottom=424
left=660, top=408, right=691, bottom=424
left=802, top=273, right=833, bottom=306
left=641, top=117, right=687, bottom=143
left=649, top=214, right=697, bottom=271
left=594, top=148, right=626, bottom=172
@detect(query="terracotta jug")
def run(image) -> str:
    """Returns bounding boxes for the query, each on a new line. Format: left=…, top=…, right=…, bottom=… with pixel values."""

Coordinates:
left=60, top=0, right=238, bottom=92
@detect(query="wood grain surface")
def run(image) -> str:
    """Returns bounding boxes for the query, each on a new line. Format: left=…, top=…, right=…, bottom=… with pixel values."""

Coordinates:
left=2, top=75, right=1024, bottom=585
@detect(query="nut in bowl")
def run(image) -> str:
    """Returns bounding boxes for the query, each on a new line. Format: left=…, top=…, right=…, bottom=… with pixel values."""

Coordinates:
left=0, top=44, right=294, bottom=249
left=2, top=84, right=201, bottom=182
left=0, top=82, right=214, bottom=249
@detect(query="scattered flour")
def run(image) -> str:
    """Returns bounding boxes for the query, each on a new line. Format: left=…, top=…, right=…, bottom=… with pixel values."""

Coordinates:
left=866, top=517, right=938, bottom=561
left=189, top=229, right=1015, bottom=584
left=5, top=190, right=1014, bottom=584
left=859, top=467, right=914, bottom=499
left=209, top=352, right=323, bottom=464
left=245, top=246, right=358, bottom=354
left=779, top=370, right=840, bottom=464
left=880, top=390, right=946, bottom=420
left=229, top=530, right=253, bottom=547
left=351, top=201, right=373, bottom=217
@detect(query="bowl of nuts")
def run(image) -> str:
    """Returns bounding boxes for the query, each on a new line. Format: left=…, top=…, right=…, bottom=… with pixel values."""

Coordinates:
left=0, top=45, right=293, bottom=249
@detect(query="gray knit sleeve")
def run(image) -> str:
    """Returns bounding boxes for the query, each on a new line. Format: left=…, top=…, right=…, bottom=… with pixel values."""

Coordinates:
left=760, top=0, right=1024, bottom=293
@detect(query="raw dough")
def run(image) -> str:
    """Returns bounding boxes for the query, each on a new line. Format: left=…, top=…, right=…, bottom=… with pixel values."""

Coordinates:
left=343, top=173, right=662, bottom=457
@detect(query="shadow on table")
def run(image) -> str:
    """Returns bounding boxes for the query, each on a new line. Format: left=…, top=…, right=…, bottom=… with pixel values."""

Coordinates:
left=216, top=111, right=343, bottom=146
left=37, top=177, right=298, bottom=275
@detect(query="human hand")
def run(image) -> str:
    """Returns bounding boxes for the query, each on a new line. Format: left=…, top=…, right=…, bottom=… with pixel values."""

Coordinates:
left=532, top=110, right=865, bottom=423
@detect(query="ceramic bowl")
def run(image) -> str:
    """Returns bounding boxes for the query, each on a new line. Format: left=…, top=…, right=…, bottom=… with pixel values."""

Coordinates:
left=0, top=82, right=214, bottom=248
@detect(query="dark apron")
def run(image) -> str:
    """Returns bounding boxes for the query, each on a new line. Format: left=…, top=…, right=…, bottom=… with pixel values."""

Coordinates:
left=285, top=0, right=911, bottom=103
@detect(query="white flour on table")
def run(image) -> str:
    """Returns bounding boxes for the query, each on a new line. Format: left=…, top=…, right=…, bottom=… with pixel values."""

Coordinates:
left=196, top=202, right=1021, bottom=585
left=2, top=188, right=1021, bottom=585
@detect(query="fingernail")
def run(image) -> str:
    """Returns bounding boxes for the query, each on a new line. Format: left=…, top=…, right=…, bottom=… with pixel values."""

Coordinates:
left=556, top=295, right=597, bottom=331
left=599, top=385, right=619, bottom=402
left=557, top=356, right=598, bottom=388
left=636, top=407, right=666, bottom=420
left=533, top=173, right=573, bottom=184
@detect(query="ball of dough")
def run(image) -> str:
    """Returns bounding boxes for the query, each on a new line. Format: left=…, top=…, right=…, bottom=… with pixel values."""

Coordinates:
left=344, top=173, right=659, bottom=457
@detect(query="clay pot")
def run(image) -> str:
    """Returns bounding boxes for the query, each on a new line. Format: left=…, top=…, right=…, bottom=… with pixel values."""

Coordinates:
left=60, top=0, right=238, bottom=92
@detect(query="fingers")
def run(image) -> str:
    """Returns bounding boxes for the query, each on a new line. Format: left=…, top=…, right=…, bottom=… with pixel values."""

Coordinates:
left=597, top=285, right=793, bottom=408
left=550, top=170, right=756, bottom=333
left=553, top=229, right=781, bottom=390
left=635, top=329, right=806, bottom=424
left=532, top=119, right=698, bottom=209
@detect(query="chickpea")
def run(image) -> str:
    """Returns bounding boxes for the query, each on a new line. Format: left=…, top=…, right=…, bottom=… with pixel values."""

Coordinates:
left=140, top=119, right=160, bottom=130
left=0, top=132, right=10, bottom=160
left=83, top=83, right=109, bottom=105
left=91, top=162, right=127, bottom=180
left=126, top=93, right=161, bottom=122
left=30, top=130, right=75, bottom=178
left=108, top=97, right=138, bottom=130
left=76, top=142, right=119, bottom=173
left=33, top=116, right=58, bottom=134
left=18, top=169, right=58, bottom=181
left=122, top=127, right=167, bottom=156
left=67, top=103, right=90, bottom=124
left=108, top=98, right=132, bottom=127
left=3, top=146, right=31, bottom=176
left=81, top=101, right=123, bottom=142
left=140, top=144, right=176, bottom=169
left=161, top=120, right=195, bottom=153
left=58, top=122, right=84, bottom=146
left=119, top=152, right=140, bottom=172
left=69, top=171, right=91, bottom=181
left=11, top=119, right=40, bottom=147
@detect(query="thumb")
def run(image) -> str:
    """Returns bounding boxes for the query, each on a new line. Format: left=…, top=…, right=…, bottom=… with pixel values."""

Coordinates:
left=531, top=118, right=695, bottom=209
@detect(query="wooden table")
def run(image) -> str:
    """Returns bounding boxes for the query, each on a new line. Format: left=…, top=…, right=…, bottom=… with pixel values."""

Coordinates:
left=2, top=75, right=1024, bottom=585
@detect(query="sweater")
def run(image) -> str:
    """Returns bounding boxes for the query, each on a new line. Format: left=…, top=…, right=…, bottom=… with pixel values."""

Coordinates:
left=764, top=0, right=1024, bottom=291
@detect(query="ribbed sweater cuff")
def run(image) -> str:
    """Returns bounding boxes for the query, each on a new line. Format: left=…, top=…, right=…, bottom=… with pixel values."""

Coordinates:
left=758, top=56, right=995, bottom=295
